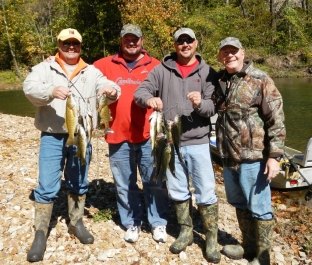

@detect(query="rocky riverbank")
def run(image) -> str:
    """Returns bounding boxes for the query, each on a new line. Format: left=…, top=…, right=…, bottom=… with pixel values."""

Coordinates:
left=0, top=113, right=311, bottom=265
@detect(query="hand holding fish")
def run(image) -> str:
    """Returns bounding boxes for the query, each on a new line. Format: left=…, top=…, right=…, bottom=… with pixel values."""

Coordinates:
left=97, top=87, right=118, bottom=100
left=52, top=86, right=70, bottom=100
left=146, top=97, right=163, bottom=111
left=187, top=91, right=201, bottom=109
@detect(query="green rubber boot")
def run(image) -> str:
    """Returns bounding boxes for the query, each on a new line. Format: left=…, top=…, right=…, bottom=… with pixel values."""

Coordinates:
left=222, top=208, right=257, bottom=260
left=27, top=202, right=53, bottom=262
left=248, top=219, right=275, bottom=265
left=169, top=200, right=193, bottom=254
left=68, top=193, right=94, bottom=244
left=198, top=203, right=221, bottom=264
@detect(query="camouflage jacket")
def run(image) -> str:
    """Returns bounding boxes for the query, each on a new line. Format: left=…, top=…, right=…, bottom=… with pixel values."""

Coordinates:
left=214, top=60, right=286, bottom=163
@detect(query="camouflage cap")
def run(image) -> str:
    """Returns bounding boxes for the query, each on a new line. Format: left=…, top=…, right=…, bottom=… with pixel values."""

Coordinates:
left=219, top=37, right=243, bottom=49
left=120, top=24, right=142, bottom=38
left=173, top=28, right=196, bottom=41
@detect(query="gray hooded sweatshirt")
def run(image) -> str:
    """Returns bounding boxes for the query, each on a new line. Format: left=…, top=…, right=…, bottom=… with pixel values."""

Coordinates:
left=134, top=52, right=216, bottom=146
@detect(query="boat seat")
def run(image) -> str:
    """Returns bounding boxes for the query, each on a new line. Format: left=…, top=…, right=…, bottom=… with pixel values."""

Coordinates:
left=291, top=138, right=312, bottom=167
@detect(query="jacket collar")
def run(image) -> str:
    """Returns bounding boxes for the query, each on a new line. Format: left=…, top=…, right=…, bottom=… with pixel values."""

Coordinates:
left=55, top=53, right=88, bottom=80
left=111, top=49, right=152, bottom=69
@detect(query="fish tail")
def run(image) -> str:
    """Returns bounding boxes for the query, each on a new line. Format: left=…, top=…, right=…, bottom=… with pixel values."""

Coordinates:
left=66, top=136, right=75, bottom=146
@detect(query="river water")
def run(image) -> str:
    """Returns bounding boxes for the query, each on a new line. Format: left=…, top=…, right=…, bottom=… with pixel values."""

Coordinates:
left=0, top=78, right=311, bottom=151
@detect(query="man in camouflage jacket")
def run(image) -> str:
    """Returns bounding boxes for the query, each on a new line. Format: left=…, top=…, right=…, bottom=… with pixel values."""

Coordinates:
left=214, top=37, right=286, bottom=265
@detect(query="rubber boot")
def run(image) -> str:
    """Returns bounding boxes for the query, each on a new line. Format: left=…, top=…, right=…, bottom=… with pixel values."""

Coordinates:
left=222, top=208, right=257, bottom=260
left=27, top=202, right=53, bottom=262
left=68, top=193, right=94, bottom=244
left=169, top=200, right=193, bottom=254
left=198, top=203, right=221, bottom=264
left=248, top=219, right=275, bottom=265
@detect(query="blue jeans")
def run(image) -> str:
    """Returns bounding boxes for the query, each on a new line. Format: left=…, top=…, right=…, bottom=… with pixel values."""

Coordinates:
left=223, top=161, right=273, bottom=220
left=34, top=132, right=92, bottom=203
left=166, top=143, right=218, bottom=205
left=109, top=140, right=168, bottom=229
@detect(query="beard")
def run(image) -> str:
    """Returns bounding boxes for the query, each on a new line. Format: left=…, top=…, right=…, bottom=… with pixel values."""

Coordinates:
left=121, top=46, right=142, bottom=61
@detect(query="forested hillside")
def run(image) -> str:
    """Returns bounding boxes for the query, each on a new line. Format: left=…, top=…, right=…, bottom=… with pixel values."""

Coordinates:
left=0, top=0, right=312, bottom=78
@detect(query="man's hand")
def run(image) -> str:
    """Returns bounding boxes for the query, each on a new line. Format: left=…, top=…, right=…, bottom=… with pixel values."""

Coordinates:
left=146, top=97, right=163, bottom=111
left=52, top=86, right=70, bottom=100
left=98, top=87, right=118, bottom=99
left=264, top=158, right=281, bottom=182
left=187, top=91, right=201, bottom=109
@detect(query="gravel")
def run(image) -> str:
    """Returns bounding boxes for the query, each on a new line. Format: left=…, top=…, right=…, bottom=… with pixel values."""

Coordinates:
left=0, top=113, right=307, bottom=265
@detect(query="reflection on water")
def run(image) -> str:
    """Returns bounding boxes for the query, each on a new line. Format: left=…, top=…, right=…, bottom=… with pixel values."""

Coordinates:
left=275, top=78, right=312, bottom=152
left=0, top=78, right=311, bottom=151
left=0, top=89, right=35, bottom=117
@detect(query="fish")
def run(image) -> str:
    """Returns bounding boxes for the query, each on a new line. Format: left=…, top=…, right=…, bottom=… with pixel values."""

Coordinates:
left=151, top=112, right=181, bottom=182
left=65, top=94, right=78, bottom=146
left=85, top=113, right=93, bottom=143
left=172, top=115, right=181, bottom=148
left=166, top=119, right=174, bottom=145
left=156, top=143, right=172, bottom=182
left=156, top=111, right=165, bottom=140
left=165, top=120, right=175, bottom=175
left=152, top=137, right=167, bottom=183
left=76, top=124, right=87, bottom=165
left=98, top=95, right=114, bottom=134
left=149, top=111, right=158, bottom=151
left=171, top=114, right=184, bottom=166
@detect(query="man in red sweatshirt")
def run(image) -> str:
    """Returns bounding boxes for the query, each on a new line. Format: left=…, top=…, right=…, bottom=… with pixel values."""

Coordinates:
left=94, top=24, right=168, bottom=243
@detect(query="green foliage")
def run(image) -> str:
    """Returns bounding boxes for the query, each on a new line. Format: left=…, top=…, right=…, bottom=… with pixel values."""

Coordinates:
left=182, top=5, right=250, bottom=67
left=275, top=7, right=309, bottom=53
left=0, top=0, right=312, bottom=76
left=0, top=70, right=20, bottom=84
left=70, top=0, right=123, bottom=62
left=120, top=0, right=184, bottom=58
left=93, top=209, right=115, bottom=222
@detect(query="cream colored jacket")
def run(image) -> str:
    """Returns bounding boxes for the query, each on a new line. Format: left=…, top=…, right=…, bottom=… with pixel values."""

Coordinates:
left=23, top=55, right=120, bottom=133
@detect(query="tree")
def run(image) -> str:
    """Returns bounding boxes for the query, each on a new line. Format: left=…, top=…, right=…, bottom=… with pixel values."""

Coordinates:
left=0, top=0, right=21, bottom=77
left=120, top=0, right=184, bottom=58
left=71, top=0, right=123, bottom=62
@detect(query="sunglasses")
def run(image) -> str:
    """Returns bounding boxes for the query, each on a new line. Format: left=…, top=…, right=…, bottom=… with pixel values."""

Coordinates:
left=62, top=41, right=81, bottom=48
left=176, top=38, right=195, bottom=45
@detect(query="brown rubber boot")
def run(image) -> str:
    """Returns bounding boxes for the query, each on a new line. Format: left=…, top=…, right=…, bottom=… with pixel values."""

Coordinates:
left=27, top=202, right=53, bottom=262
left=222, top=208, right=257, bottom=260
left=67, top=193, right=94, bottom=244
left=169, top=200, right=193, bottom=254
left=198, top=203, right=221, bottom=264
left=248, top=219, right=275, bottom=265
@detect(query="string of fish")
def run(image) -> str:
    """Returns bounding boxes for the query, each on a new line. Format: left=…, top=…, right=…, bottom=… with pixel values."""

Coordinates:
left=150, top=111, right=182, bottom=183
left=65, top=81, right=96, bottom=165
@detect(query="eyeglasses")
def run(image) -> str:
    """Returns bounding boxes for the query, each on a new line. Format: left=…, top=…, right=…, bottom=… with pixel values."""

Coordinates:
left=176, top=38, right=195, bottom=45
left=220, top=47, right=239, bottom=56
left=62, top=41, right=81, bottom=48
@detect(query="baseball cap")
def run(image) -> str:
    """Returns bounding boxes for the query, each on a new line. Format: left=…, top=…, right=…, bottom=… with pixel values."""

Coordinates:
left=174, top=28, right=196, bottom=42
left=120, top=24, right=142, bottom=38
left=219, top=37, right=243, bottom=49
left=57, top=28, right=82, bottom=42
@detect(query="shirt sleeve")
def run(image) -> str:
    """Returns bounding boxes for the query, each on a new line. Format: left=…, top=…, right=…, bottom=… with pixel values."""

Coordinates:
left=23, top=62, right=55, bottom=107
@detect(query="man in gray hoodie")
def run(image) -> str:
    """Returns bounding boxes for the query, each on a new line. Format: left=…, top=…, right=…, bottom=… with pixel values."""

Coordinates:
left=134, top=28, right=220, bottom=264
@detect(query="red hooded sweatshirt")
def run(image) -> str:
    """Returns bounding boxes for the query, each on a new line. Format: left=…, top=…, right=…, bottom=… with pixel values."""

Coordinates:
left=94, top=51, right=159, bottom=144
